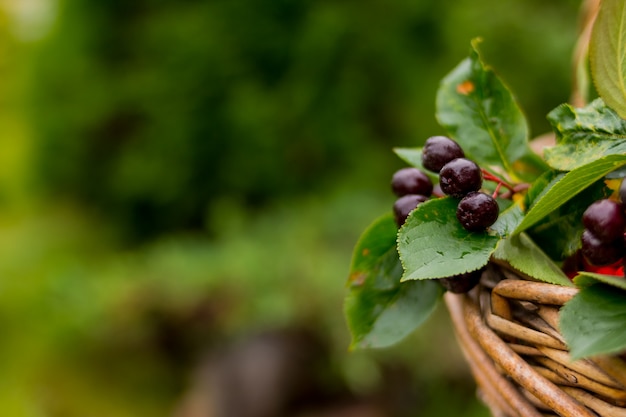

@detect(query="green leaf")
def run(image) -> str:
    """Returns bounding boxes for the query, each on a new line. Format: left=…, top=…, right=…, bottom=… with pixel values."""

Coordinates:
left=393, top=147, right=423, bottom=168
left=525, top=173, right=610, bottom=260
left=436, top=39, right=546, bottom=181
left=560, top=284, right=626, bottom=360
left=398, top=197, right=499, bottom=281
left=574, top=272, right=626, bottom=291
left=490, top=202, right=523, bottom=237
left=345, top=214, right=442, bottom=349
left=514, top=155, right=626, bottom=234
left=545, top=99, right=626, bottom=171
left=492, top=233, right=574, bottom=287
left=392, top=147, right=438, bottom=182
left=590, top=0, right=626, bottom=119
left=347, top=214, right=402, bottom=289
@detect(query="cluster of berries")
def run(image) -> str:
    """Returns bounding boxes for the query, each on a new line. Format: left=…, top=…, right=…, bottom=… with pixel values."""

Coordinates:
left=423, top=136, right=500, bottom=232
left=391, top=167, right=433, bottom=227
left=389, top=135, right=504, bottom=293
left=579, top=181, right=626, bottom=271
left=391, top=135, right=500, bottom=234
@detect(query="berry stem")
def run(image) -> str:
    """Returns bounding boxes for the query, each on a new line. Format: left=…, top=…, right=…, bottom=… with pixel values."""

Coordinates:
left=500, top=183, right=530, bottom=199
left=481, top=168, right=515, bottom=193
left=492, top=182, right=503, bottom=199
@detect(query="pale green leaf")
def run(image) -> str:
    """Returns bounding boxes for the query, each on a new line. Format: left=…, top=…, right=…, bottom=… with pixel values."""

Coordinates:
left=492, top=233, right=574, bottom=287
left=575, top=272, right=626, bottom=291
left=590, top=0, right=626, bottom=119
left=545, top=99, right=626, bottom=170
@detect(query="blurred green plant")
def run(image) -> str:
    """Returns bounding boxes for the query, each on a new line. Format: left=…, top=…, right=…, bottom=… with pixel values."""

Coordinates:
left=0, top=190, right=491, bottom=416
left=25, top=0, right=581, bottom=241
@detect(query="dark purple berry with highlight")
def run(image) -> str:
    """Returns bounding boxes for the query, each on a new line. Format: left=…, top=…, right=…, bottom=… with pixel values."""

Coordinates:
left=393, top=194, right=428, bottom=227
left=456, top=192, right=499, bottom=231
left=581, top=229, right=624, bottom=266
left=421, top=136, right=465, bottom=173
left=439, top=158, right=482, bottom=198
left=582, top=199, right=626, bottom=243
left=391, top=167, right=433, bottom=197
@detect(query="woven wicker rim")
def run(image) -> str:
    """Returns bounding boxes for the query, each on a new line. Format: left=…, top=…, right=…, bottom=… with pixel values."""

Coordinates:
left=445, top=262, right=626, bottom=417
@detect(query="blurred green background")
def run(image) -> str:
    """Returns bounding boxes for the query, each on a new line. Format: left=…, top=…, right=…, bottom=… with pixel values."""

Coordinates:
left=0, top=0, right=582, bottom=415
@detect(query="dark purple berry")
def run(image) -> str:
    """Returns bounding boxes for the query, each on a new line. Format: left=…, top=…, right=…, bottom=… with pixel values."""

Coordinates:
left=439, top=268, right=483, bottom=293
left=456, top=192, right=499, bottom=231
left=421, top=136, right=465, bottom=173
left=582, top=199, right=626, bottom=243
left=393, top=194, right=428, bottom=227
left=439, top=158, right=482, bottom=198
left=391, top=167, right=433, bottom=197
left=581, top=229, right=623, bottom=266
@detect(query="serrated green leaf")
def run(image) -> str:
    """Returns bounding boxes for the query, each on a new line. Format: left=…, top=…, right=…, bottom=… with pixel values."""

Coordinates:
left=590, top=0, right=626, bottom=119
left=560, top=284, right=626, bottom=360
left=546, top=99, right=626, bottom=171
left=492, top=233, right=574, bottom=287
left=527, top=179, right=609, bottom=260
left=514, top=155, right=626, bottom=234
left=575, top=272, right=626, bottom=291
left=436, top=39, right=546, bottom=181
left=345, top=214, right=442, bottom=349
left=490, top=202, right=523, bottom=237
left=398, top=197, right=499, bottom=281
left=524, top=170, right=564, bottom=209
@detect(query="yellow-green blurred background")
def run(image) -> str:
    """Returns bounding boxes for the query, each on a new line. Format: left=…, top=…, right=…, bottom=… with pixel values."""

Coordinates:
left=0, top=0, right=582, bottom=415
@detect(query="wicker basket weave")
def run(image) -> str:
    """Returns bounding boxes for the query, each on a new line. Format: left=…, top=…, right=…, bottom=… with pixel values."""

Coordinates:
left=445, top=262, right=626, bottom=417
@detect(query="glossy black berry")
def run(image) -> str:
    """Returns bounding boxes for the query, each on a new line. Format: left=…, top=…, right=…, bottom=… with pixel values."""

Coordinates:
left=421, top=136, right=465, bottom=173
left=391, top=167, right=433, bottom=197
left=581, top=229, right=624, bottom=266
left=439, top=158, right=482, bottom=198
left=456, top=192, right=499, bottom=231
left=439, top=269, right=483, bottom=294
left=393, top=194, right=428, bottom=227
left=582, top=199, right=626, bottom=243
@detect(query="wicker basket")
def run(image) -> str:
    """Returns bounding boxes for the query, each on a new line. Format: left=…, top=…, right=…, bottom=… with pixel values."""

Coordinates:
left=445, top=262, right=626, bottom=417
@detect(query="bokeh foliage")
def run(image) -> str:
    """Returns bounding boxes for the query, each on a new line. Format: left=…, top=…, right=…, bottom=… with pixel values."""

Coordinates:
left=28, top=0, right=581, bottom=240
